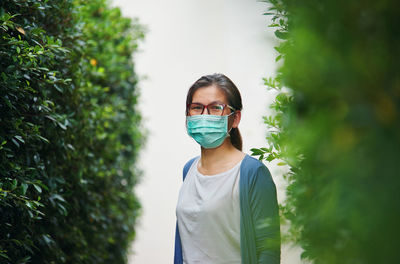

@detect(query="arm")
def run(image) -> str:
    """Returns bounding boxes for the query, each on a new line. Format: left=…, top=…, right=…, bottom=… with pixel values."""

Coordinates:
left=250, top=165, right=281, bottom=263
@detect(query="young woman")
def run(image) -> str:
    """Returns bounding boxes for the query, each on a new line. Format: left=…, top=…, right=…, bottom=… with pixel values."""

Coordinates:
left=175, top=73, right=280, bottom=264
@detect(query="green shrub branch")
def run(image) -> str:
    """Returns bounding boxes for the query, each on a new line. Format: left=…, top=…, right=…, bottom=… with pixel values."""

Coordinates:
left=0, top=0, right=144, bottom=263
left=254, top=0, right=400, bottom=263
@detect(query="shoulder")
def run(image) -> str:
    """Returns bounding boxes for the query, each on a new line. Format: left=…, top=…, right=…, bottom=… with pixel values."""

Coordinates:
left=241, top=155, right=270, bottom=174
left=240, top=155, right=272, bottom=184
left=182, top=156, right=199, bottom=180
left=183, top=156, right=198, bottom=171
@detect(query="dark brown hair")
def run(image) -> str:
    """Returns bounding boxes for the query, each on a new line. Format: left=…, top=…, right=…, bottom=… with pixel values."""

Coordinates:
left=186, top=73, right=243, bottom=151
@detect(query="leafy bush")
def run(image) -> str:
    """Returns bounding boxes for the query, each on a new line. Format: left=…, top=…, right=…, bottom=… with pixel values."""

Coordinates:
left=0, top=0, right=144, bottom=263
left=254, top=0, right=400, bottom=263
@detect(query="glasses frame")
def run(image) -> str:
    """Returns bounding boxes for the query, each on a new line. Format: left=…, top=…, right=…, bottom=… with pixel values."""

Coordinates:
left=186, top=102, right=236, bottom=116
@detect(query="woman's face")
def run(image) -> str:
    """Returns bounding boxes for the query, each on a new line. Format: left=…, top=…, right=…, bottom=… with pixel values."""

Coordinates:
left=191, top=85, right=230, bottom=116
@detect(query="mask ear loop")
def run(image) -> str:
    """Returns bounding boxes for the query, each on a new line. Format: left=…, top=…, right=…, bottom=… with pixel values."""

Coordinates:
left=226, top=111, right=236, bottom=135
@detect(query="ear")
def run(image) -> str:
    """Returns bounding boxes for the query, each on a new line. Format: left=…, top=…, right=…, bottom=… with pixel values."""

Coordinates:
left=232, top=110, right=241, bottom=128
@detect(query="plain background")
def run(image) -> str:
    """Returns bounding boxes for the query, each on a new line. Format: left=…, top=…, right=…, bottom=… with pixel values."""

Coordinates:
left=111, top=0, right=303, bottom=263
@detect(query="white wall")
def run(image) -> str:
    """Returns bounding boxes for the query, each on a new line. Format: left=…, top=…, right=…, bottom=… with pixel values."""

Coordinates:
left=111, top=0, right=303, bottom=263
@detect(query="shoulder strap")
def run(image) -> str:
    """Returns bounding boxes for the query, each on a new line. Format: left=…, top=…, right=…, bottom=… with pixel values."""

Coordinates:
left=182, top=157, right=197, bottom=181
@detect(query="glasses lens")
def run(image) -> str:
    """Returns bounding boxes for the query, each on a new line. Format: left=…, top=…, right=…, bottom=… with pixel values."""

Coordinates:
left=208, top=103, right=225, bottom=115
left=187, top=103, right=226, bottom=115
left=188, top=103, right=204, bottom=115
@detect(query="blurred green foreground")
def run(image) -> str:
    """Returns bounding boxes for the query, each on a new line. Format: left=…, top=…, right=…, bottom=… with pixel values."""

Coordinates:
left=255, top=0, right=400, bottom=263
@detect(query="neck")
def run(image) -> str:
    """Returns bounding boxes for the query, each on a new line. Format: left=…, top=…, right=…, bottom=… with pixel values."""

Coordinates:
left=200, top=138, right=238, bottom=167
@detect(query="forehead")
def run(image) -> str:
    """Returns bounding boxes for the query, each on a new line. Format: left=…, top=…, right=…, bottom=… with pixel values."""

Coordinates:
left=192, top=85, right=227, bottom=104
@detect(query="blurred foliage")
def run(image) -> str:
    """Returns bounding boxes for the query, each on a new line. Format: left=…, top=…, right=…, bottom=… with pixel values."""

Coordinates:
left=253, top=0, right=400, bottom=263
left=0, top=0, right=144, bottom=263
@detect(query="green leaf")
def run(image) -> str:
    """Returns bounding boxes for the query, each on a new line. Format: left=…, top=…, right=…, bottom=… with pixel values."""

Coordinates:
left=11, top=138, right=20, bottom=148
left=274, top=30, right=289, bottom=40
left=250, top=148, right=265, bottom=155
left=0, top=140, right=7, bottom=150
left=50, top=194, right=66, bottom=202
left=58, top=122, right=67, bottom=130
left=17, top=256, right=31, bottom=264
left=266, top=154, right=275, bottom=162
left=25, top=201, right=33, bottom=209
left=11, top=179, right=18, bottom=190
left=261, top=147, right=271, bottom=152
left=0, top=252, right=10, bottom=260
left=36, top=135, right=50, bottom=143
left=33, top=184, right=42, bottom=193
left=21, top=183, right=28, bottom=195
left=14, top=135, right=25, bottom=143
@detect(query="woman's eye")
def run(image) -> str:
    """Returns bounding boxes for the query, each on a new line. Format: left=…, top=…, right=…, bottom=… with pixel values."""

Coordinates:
left=210, top=105, right=223, bottom=110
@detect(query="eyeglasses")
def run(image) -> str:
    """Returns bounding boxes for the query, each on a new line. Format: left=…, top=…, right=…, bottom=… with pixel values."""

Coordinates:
left=186, top=102, right=235, bottom=116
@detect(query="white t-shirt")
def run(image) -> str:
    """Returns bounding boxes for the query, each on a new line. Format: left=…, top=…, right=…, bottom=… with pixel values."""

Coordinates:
left=176, top=157, right=242, bottom=264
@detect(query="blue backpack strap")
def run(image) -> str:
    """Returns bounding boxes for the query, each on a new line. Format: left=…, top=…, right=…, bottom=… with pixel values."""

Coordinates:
left=174, top=156, right=198, bottom=263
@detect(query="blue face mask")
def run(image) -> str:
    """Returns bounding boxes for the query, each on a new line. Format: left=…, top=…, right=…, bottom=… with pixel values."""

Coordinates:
left=186, top=113, right=233, bottom=149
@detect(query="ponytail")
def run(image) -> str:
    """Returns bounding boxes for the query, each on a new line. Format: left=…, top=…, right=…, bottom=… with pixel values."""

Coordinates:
left=230, top=127, right=242, bottom=151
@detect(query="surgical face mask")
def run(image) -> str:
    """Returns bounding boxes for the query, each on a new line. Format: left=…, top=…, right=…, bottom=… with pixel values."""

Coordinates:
left=186, top=113, right=233, bottom=149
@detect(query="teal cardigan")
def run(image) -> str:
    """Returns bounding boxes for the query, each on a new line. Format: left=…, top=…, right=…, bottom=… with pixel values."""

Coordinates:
left=174, top=154, right=280, bottom=263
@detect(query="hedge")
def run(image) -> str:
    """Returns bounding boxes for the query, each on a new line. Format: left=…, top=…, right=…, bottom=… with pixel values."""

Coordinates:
left=253, top=0, right=400, bottom=263
left=0, top=0, right=144, bottom=263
